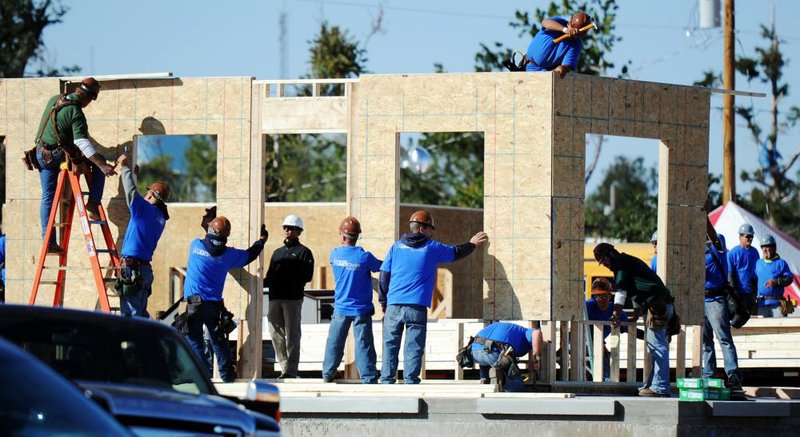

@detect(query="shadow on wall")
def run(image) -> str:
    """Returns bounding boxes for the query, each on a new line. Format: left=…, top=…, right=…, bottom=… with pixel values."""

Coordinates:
left=484, top=250, right=521, bottom=320
left=106, top=116, right=168, bottom=256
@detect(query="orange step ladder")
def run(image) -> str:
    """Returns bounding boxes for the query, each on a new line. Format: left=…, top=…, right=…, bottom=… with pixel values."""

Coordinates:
left=29, top=164, right=121, bottom=312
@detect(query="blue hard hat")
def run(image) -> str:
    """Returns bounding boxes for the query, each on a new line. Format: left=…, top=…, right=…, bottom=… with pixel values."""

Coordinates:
left=760, top=234, right=776, bottom=247
left=738, top=223, right=755, bottom=236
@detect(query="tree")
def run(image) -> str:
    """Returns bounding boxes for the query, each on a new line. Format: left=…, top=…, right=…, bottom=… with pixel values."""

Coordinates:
left=265, top=22, right=362, bottom=202
left=695, top=21, right=800, bottom=238
left=0, top=0, right=78, bottom=77
left=473, top=0, right=627, bottom=76
left=401, top=133, right=484, bottom=208
left=585, top=156, right=658, bottom=242
left=183, top=136, right=217, bottom=202
left=137, top=155, right=182, bottom=201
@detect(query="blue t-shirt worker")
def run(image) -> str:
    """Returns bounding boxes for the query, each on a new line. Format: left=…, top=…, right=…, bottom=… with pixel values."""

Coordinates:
left=116, top=154, right=170, bottom=318
left=470, top=322, right=543, bottom=392
left=727, top=223, right=759, bottom=310
left=183, top=216, right=268, bottom=382
left=322, top=216, right=382, bottom=383
left=526, top=11, right=591, bottom=77
left=755, top=234, right=794, bottom=318
left=379, top=210, right=488, bottom=384
left=585, top=277, right=628, bottom=381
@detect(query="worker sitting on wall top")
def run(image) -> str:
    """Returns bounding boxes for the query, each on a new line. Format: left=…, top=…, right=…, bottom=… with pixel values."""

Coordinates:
left=525, top=11, right=592, bottom=77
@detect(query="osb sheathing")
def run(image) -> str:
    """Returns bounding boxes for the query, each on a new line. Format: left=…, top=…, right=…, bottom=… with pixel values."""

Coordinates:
left=348, top=73, right=555, bottom=321
left=0, top=77, right=258, bottom=317
left=1, top=72, right=710, bottom=342
left=348, top=73, right=709, bottom=324
left=552, top=75, right=709, bottom=325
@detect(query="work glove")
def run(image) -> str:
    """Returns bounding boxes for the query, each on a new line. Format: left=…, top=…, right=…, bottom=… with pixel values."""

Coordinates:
left=260, top=224, right=269, bottom=241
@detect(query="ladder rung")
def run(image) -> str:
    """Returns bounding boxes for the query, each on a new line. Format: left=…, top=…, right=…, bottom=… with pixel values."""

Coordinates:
left=89, top=220, right=108, bottom=225
left=46, top=266, right=90, bottom=271
left=103, top=277, right=117, bottom=283
left=96, top=249, right=117, bottom=254
left=53, top=223, right=69, bottom=227
left=39, top=280, right=61, bottom=285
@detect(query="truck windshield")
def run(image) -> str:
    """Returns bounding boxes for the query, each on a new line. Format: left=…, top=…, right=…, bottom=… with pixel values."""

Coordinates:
left=0, top=321, right=213, bottom=396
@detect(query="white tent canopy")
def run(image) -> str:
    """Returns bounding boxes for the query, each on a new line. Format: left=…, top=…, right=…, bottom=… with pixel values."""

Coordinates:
left=709, top=201, right=800, bottom=301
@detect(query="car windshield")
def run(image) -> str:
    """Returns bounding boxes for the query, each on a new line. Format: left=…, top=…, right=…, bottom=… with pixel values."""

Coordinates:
left=0, top=321, right=212, bottom=395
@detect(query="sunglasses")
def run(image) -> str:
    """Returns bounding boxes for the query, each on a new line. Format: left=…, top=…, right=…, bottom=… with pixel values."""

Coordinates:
left=592, top=294, right=611, bottom=299
left=283, top=226, right=301, bottom=232
left=740, top=234, right=754, bottom=239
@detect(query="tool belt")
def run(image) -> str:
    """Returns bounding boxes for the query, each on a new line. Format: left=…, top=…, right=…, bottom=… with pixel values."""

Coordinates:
left=474, top=336, right=508, bottom=352
left=122, top=257, right=151, bottom=268
left=705, top=286, right=728, bottom=299
left=756, top=295, right=785, bottom=302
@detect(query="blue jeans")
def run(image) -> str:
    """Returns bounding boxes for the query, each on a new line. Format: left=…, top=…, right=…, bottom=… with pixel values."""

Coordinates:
left=185, top=300, right=235, bottom=382
left=702, top=298, right=740, bottom=379
left=322, top=310, right=378, bottom=383
left=380, top=304, right=427, bottom=384
left=757, top=304, right=784, bottom=318
left=643, top=303, right=673, bottom=396
left=472, top=346, right=525, bottom=392
left=119, top=265, right=153, bottom=318
left=37, top=148, right=105, bottom=246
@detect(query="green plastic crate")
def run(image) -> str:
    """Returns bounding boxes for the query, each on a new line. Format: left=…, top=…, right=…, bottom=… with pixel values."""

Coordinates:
left=677, top=378, right=704, bottom=389
left=705, top=388, right=731, bottom=400
left=679, top=387, right=731, bottom=402
left=679, top=388, right=706, bottom=401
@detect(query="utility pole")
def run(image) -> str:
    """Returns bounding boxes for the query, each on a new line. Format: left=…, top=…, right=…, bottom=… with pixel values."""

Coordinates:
left=722, top=0, right=735, bottom=204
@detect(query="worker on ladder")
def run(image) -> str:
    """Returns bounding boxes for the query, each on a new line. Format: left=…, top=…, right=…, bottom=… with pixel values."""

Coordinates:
left=26, top=77, right=116, bottom=253
left=115, top=154, right=170, bottom=318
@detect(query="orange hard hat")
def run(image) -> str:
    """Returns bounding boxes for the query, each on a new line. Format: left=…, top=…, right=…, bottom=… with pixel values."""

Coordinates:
left=339, top=216, right=362, bottom=235
left=591, top=277, right=614, bottom=295
left=208, top=216, right=232, bottom=238
left=147, top=181, right=171, bottom=202
left=409, top=210, right=435, bottom=229
left=79, top=77, right=101, bottom=100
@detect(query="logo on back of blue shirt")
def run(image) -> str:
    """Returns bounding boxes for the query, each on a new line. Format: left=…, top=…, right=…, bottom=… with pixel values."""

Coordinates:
left=193, top=247, right=210, bottom=257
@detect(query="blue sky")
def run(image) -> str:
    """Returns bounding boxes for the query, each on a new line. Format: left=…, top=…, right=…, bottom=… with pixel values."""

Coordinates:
left=40, top=0, right=800, bottom=197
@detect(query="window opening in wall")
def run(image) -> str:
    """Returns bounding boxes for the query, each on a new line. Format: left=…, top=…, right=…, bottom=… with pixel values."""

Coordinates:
left=584, top=134, right=660, bottom=296
left=399, top=132, right=484, bottom=209
left=264, top=133, right=347, bottom=202
left=134, top=134, right=217, bottom=203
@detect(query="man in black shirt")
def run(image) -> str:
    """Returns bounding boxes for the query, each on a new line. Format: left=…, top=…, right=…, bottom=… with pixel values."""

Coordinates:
left=265, top=215, right=314, bottom=378
left=594, top=242, right=675, bottom=397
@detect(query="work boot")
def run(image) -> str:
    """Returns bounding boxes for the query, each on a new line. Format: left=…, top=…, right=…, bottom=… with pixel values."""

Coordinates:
left=85, top=201, right=101, bottom=221
left=728, top=374, right=747, bottom=400
left=47, top=244, right=64, bottom=254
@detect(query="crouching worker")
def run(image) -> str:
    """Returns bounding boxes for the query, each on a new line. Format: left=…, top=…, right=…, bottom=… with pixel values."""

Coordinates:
left=470, top=322, right=543, bottom=392
left=183, top=216, right=269, bottom=382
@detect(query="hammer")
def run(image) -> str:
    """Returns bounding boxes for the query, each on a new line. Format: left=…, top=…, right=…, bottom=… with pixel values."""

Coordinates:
left=553, top=22, right=595, bottom=44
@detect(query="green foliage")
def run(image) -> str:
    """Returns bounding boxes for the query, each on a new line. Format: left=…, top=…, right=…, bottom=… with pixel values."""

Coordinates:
left=400, top=133, right=484, bottom=209
left=585, top=156, right=657, bottom=242
left=308, top=22, right=367, bottom=80
left=264, top=22, right=361, bottom=202
left=0, top=0, right=79, bottom=77
left=265, top=134, right=346, bottom=202
left=138, top=135, right=216, bottom=203
left=697, top=21, right=800, bottom=238
left=473, top=0, right=627, bottom=76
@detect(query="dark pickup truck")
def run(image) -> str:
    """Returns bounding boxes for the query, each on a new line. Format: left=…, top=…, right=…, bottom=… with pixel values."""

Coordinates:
left=0, top=305, right=280, bottom=436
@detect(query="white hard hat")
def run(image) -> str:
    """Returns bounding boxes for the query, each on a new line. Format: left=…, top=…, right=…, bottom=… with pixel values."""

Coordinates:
left=282, top=214, right=304, bottom=230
